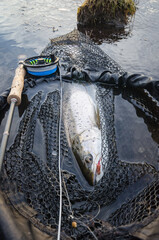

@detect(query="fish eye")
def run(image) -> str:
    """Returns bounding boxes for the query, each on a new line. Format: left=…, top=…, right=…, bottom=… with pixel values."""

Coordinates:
left=84, top=154, right=93, bottom=164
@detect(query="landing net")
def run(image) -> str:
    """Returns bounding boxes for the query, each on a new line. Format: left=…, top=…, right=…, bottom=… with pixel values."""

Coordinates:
left=1, top=30, right=159, bottom=240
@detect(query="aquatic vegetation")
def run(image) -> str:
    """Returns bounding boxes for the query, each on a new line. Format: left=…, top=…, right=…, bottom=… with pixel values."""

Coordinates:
left=77, top=0, right=136, bottom=27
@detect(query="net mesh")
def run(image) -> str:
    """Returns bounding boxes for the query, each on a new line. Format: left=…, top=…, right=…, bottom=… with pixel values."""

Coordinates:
left=1, top=30, right=159, bottom=239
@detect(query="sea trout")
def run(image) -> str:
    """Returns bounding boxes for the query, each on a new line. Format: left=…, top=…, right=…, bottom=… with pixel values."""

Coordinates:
left=63, top=82, right=103, bottom=185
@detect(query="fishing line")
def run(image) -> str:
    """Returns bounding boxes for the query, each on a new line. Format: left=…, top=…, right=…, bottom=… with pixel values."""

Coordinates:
left=63, top=179, right=73, bottom=214
left=75, top=219, right=98, bottom=240
left=62, top=159, right=100, bottom=240
left=57, top=62, right=63, bottom=240
left=86, top=201, right=101, bottom=223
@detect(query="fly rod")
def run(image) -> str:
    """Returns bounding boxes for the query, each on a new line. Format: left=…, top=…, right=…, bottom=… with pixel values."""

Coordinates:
left=0, top=62, right=26, bottom=172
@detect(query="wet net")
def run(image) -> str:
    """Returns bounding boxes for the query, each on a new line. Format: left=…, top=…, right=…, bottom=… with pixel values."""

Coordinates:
left=1, top=30, right=159, bottom=240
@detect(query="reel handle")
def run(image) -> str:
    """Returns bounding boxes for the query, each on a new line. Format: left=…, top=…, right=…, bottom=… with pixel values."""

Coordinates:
left=7, top=63, right=26, bottom=106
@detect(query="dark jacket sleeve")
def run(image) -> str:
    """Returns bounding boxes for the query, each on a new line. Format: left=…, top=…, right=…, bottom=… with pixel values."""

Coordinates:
left=62, top=66, right=159, bottom=100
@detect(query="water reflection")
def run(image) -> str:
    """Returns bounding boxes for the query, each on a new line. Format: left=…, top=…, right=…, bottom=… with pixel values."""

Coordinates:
left=78, top=22, right=134, bottom=44
left=100, top=0, right=159, bottom=80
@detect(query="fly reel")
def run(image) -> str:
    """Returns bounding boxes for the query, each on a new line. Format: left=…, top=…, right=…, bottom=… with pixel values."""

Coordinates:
left=23, top=55, right=59, bottom=76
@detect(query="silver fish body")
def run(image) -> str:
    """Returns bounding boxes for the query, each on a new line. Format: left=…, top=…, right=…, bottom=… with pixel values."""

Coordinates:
left=63, top=82, right=104, bottom=185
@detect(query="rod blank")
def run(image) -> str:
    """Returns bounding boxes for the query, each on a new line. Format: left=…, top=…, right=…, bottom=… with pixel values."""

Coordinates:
left=0, top=63, right=26, bottom=172
left=0, top=99, right=17, bottom=171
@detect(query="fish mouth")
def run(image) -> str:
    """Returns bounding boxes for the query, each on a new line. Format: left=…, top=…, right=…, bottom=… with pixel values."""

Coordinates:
left=73, top=150, right=102, bottom=186
left=73, top=150, right=95, bottom=185
left=84, top=157, right=102, bottom=186
left=92, top=157, right=102, bottom=185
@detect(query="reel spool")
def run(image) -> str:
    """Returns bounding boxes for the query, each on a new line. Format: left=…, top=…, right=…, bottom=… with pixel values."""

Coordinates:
left=23, top=55, right=59, bottom=77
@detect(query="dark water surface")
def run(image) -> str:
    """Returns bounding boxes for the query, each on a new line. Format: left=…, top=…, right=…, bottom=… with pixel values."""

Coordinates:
left=0, top=0, right=159, bottom=168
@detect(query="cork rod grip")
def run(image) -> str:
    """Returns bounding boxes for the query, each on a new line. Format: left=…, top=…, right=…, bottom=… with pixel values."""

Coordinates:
left=7, top=63, right=26, bottom=106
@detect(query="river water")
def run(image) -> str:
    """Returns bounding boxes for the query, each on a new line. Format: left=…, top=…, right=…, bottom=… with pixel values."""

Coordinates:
left=0, top=1, right=159, bottom=171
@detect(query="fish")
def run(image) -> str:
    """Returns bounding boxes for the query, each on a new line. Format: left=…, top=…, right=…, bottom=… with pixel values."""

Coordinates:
left=63, top=82, right=104, bottom=185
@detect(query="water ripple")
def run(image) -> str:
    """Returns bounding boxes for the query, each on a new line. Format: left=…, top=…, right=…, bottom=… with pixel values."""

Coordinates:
left=0, top=0, right=81, bottom=52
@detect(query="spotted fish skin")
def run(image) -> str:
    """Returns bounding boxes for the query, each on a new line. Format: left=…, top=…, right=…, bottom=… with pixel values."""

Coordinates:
left=63, top=82, right=104, bottom=185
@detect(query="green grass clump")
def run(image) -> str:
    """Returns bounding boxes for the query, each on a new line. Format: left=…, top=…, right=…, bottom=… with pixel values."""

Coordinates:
left=77, top=0, right=136, bottom=26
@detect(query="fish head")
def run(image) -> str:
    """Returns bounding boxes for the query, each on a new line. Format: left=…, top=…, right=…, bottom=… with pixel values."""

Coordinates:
left=73, top=128, right=103, bottom=186
left=83, top=152, right=103, bottom=185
